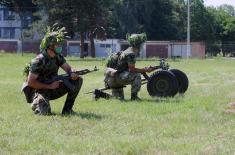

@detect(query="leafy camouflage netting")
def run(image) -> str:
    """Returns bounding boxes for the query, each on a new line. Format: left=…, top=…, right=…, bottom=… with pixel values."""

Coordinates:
left=40, top=23, right=69, bottom=51
left=23, top=62, right=31, bottom=77
left=126, top=33, right=147, bottom=48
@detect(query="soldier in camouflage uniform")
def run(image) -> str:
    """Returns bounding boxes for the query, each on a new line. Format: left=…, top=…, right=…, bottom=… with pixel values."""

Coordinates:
left=102, top=33, right=154, bottom=100
left=26, top=25, right=82, bottom=115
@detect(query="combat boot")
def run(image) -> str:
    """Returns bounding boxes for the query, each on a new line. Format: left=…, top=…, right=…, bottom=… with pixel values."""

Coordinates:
left=62, top=109, right=76, bottom=115
left=62, top=99, right=75, bottom=115
left=112, top=88, right=124, bottom=101
left=131, top=93, right=141, bottom=101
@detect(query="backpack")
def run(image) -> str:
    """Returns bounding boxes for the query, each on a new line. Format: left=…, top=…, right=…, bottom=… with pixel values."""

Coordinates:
left=106, top=51, right=122, bottom=69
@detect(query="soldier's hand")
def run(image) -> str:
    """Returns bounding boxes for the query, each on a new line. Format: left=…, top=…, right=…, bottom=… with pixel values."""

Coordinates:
left=70, top=72, right=80, bottom=80
left=144, top=66, right=155, bottom=73
left=49, top=81, right=61, bottom=89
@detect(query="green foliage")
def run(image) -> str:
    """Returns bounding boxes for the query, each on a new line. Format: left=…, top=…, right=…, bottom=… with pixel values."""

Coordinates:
left=34, top=0, right=109, bottom=37
left=108, top=0, right=182, bottom=40
left=126, top=33, right=147, bottom=47
left=22, top=62, right=31, bottom=77
left=2, top=0, right=235, bottom=56
left=206, top=4, right=235, bottom=55
left=40, top=24, right=68, bottom=51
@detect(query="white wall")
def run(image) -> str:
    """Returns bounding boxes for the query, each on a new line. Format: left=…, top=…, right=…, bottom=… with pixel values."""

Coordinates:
left=171, top=43, right=192, bottom=58
left=94, top=39, right=121, bottom=57
left=68, top=45, right=80, bottom=57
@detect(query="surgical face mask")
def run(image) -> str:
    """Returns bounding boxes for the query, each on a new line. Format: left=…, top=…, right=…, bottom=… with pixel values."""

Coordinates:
left=55, top=46, right=62, bottom=54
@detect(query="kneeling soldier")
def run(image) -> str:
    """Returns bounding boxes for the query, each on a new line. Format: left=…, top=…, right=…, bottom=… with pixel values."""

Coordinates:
left=101, top=33, right=154, bottom=100
left=23, top=25, right=82, bottom=115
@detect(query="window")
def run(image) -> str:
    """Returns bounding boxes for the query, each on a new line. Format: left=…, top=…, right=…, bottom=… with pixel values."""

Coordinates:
left=4, top=9, right=15, bottom=20
left=100, top=44, right=105, bottom=48
left=3, top=28, right=15, bottom=38
left=100, top=44, right=111, bottom=48
left=22, top=13, right=32, bottom=28
left=106, top=44, right=111, bottom=48
left=22, top=18, right=31, bottom=28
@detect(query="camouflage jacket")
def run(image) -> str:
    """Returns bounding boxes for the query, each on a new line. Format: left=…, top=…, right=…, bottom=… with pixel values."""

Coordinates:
left=29, top=50, right=66, bottom=82
left=116, top=47, right=136, bottom=72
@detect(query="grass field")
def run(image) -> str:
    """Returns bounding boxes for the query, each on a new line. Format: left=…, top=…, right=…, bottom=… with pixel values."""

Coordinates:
left=0, top=53, right=234, bottom=154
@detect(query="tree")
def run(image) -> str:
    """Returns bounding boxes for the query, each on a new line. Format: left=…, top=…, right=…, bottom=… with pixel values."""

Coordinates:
left=34, top=0, right=109, bottom=58
left=218, top=4, right=235, bottom=16
left=107, top=0, right=185, bottom=40
left=206, top=4, right=235, bottom=56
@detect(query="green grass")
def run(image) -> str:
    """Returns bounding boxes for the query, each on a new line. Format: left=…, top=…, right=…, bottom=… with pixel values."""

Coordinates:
left=0, top=53, right=234, bottom=155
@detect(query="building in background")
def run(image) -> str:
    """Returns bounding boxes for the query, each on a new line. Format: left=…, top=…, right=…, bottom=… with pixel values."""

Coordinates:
left=0, top=5, right=32, bottom=39
left=0, top=5, right=205, bottom=58
left=66, top=40, right=205, bottom=58
left=0, top=38, right=206, bottom=58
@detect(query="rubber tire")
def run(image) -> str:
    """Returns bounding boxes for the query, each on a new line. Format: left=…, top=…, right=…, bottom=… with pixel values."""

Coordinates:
left=147, top=70, right=179, bottom=97
left=169, top=69, right=189, bottom=94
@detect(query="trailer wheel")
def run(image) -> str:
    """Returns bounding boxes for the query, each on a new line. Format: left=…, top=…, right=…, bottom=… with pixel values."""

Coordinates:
left=169, top=69, right=189, bottom=94
left=147, top=70, right=178, bottom=97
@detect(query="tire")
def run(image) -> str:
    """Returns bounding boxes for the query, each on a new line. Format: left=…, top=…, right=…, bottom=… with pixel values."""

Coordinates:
left=169, top=69, right=189, bottom=94
left=147, top=70, right=179, bottom=97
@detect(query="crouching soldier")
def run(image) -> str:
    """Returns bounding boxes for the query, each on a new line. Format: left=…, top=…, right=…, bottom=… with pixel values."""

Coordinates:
left=22, top=25, right=82, bottom=115
left=95, top=33, right=154, bottom=101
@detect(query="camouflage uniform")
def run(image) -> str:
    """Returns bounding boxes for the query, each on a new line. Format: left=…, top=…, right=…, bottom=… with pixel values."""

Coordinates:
left=29, top=51, right=83, bottom=115
left=104, top=47, right=141, bottom=100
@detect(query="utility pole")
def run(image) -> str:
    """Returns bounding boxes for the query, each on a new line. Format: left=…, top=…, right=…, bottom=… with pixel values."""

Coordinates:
left=187, top=0, right=191, bottom=58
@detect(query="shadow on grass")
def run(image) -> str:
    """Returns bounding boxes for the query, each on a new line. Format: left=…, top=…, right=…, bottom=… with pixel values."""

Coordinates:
left=92, top=94, right=185, bottom=104
left=62, top=112, right=103, bottom=120
left=124, top=95, right=185, bottom=104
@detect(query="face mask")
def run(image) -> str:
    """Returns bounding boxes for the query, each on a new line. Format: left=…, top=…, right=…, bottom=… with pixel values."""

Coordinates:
left=55, top=46, right=62, bottom=54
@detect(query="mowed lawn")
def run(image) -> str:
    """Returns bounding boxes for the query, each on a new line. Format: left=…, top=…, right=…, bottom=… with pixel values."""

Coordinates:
left=0, top=53, right=234, bottom=155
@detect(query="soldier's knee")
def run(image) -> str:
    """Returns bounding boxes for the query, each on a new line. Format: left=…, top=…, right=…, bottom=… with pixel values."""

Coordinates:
left=73, top=78, right=83, bottom=92
left=31, top=94, right=51, bottom=115
left=75, top=77, right=83, bottom=85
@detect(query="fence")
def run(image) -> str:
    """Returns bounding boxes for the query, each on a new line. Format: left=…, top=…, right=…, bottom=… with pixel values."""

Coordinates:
left=205, top=41, right=235, bottom=57
left=0, top=39, right=210, bottom=58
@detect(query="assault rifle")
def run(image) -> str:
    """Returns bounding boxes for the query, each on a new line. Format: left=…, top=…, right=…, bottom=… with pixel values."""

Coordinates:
left=22, top=66, right=98, bottom=103
left=42, top=67, right=98, bottom=91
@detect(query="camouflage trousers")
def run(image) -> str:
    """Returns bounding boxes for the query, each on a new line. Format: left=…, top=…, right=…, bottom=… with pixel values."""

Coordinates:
left=104, top=70, right=141, bottom=100
left=31, top=78, right=83, bottom=115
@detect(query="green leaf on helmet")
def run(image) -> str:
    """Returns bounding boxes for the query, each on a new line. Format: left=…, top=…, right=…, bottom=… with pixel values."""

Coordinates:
left=127, top=33, right=147, bottom=47
left=40, top=23, right=68, bottom=52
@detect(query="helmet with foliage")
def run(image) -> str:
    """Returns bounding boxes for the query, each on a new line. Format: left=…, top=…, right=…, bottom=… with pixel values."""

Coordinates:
left=40, top=23, right=69, bottom=52
left=126, top=33, right=147, bottom=48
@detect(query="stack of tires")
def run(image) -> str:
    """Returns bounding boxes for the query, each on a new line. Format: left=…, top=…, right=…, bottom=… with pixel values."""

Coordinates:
left=147, top=69, right=189, bottom=97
